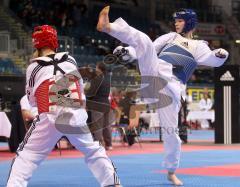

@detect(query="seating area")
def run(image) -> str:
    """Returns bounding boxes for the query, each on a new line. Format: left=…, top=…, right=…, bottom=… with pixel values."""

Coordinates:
left=9, top=0, right=163, bottom=57
left=189, top=69, right=214, bottom=84
left=156, top=0, right=223, bottom=23
left=74, top=54, right=104, bottom=66
left=2, top=0, right=220, bottom=85
left=233, top=0, right=240, bottom=22
left=0, top=58, right=22, bottom=75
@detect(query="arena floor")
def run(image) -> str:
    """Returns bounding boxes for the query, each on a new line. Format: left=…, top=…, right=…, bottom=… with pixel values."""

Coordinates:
left=1, top=130, right=240, bottom=187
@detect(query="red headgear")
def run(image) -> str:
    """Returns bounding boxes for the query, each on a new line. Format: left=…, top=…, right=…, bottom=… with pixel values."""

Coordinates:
left=32, top=25, right=59, bottom=50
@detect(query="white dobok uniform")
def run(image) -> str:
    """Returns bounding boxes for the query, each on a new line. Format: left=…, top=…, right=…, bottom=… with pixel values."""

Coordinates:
left=110, top=18, right=228, bottom=172
left=7, top=52, right=120, bottom=187
left=199, top=98, right=213, bottom=111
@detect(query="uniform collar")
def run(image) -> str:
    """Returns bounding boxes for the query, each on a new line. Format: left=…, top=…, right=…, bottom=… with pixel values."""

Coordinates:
left=30, top=52, right=69, bottom=63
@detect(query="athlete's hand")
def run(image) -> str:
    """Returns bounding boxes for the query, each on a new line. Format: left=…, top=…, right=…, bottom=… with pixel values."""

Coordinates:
left=113, top=46, right=129, bottom=58
left=215, top=48, right=228, bottom=59
left=113, top=46, right=134, bottom=63
left=21, top=110, right=35, bottom=122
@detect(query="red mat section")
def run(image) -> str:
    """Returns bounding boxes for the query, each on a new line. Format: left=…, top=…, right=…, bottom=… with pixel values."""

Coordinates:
left=156, top=164, right=240, bottom=177
left=1, top=143, right=240, bottom=162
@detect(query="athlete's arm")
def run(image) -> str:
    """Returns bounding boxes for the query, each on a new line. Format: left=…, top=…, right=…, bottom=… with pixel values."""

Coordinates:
left=194, top=41, right=229, bottom=67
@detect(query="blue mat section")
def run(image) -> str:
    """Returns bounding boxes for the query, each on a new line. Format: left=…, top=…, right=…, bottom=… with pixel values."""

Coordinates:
left=138, top=129, right=214, bottom=141
left=1, top=150, right=240, bottom=186
left=0, top=142, right=8, bottom=147
left=188, top=130, right=214, bottom=140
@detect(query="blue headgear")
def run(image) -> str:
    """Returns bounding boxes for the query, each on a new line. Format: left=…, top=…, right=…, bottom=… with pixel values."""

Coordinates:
left=173, top=9, right=198, bottom=33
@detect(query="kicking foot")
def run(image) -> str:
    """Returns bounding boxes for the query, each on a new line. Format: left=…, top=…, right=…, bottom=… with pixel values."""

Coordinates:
left=167, top=172, right=183, bottom=186
left=97, top=6, right=111, bottom=33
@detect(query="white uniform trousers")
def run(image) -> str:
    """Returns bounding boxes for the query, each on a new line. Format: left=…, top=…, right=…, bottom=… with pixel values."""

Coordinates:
left=7, top=114, right=120, bottom=187
left=109, top=18, right=182, bottom=172
left=157, top=81, right=182, bottom=172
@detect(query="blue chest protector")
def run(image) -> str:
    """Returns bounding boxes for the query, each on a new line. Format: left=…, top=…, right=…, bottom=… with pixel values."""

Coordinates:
left=158, top=43, right=197, bottom=84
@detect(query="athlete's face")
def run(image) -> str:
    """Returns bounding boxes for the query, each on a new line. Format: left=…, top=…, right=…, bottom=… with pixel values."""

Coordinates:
left=175, top=19, right=185, bottom=33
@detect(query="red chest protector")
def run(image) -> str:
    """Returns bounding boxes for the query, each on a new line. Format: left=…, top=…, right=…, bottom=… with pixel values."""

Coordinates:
left=34, top=55, right=83, bottom=114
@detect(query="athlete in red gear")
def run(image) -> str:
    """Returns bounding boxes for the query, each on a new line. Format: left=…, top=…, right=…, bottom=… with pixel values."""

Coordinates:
left=6, top=25, right=121, bottom=187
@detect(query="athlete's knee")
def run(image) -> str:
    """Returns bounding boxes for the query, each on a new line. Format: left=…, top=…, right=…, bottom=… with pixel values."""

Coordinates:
left=162, top=129, right=181, bottom=145
left=161, top=126, right=178, bottom=137
left=83, top=142, right=106, bottom=160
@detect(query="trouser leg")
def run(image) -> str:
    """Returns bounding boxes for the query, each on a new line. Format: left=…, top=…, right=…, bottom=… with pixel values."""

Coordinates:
left=103, top=112, right=112, bottom=147
left=91, top=110, right=104, bottom=143
left=7, top=115, right=62, bottom=187
left=67, top=133, right=120, bottom=187
left=157, top=96, right=182, bottom=172
left=92, top=111, right=112, bottom=147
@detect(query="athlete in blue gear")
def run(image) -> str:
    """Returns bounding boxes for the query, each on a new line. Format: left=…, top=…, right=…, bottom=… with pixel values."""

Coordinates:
left=98, top=6, right=228, bottom=186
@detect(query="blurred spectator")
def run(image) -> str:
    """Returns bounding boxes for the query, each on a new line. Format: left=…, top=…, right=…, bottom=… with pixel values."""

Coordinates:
left=199, top=92, right=213, bottom=111
left=10, top=0, right=88, bottom=28
left=189, top=74, right=197, bottom=82
left=118, top=91, right=138, bottom=146
left=198, top=92, right=214, bottom=129
left=118, top=92, right=136, bottom=119
left=109, top=88, right=122, bottom=125
left=78, top=0, right=88, bottom=16
left=86, top=62, right=113, bottom=150
left=72, top=4, right=82, bottom=25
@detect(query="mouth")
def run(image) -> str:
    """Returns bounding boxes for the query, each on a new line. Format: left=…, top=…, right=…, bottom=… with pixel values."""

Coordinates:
left=175, top=27, right=182, bottom=33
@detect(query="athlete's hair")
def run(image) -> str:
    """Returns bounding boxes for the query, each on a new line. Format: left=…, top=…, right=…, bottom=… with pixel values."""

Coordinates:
left=96, top=62, right=107, bottom=74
